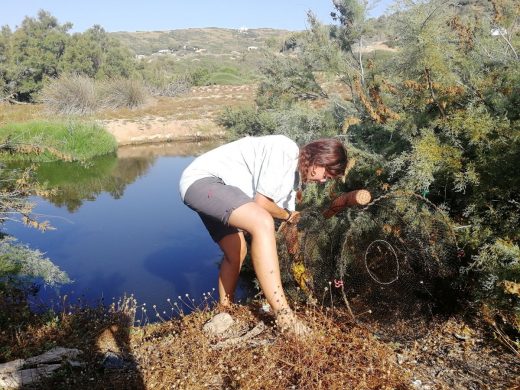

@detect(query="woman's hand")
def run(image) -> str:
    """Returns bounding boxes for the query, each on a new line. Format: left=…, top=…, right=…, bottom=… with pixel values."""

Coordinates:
left=286, top=210, right=301, bottom=224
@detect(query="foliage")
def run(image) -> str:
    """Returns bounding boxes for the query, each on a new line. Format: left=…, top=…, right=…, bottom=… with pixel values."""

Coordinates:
left=217, top=0, right=520, bottom=328
left=0, top=11, right=71, bottom=102
left=0, top=11, right=137, bottom=102
left=0, top=121, right=117, bottom=161
left=256, top=52, right=326, bottom=109
left=0, top=164, right=49, bottom=229
left=218, top=104, right=340, bottom=143
left=60, top=25, right=136, bottom=80
left=0, top=236, right=70, bottom=288
left=0, top=166, right=70, bottom=326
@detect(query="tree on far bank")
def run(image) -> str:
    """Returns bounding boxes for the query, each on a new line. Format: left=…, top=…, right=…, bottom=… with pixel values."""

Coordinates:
left=60, top=25, right=136, bottom=80
left=5, top=10, right=71, bottom=101
left=0, top=10, right=137, bottom=102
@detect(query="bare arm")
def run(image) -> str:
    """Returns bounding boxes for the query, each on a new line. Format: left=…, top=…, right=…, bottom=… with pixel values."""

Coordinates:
left=254, top=192, right=291, bottom=221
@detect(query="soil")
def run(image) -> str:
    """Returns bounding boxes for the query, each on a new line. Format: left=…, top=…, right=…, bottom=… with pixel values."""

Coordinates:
left=102, top=84, right=256, bottom=146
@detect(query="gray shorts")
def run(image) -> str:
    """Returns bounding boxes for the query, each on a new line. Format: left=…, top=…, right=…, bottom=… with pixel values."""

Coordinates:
left=183, top=177, right=253, bottom=243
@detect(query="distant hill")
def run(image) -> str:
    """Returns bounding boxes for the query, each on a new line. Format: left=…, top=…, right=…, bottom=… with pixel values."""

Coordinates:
left=110, top=28, right=294, bottom=56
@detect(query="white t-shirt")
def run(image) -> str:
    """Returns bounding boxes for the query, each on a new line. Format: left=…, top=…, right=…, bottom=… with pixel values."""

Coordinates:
left=179, top=135, right=300, bottom=210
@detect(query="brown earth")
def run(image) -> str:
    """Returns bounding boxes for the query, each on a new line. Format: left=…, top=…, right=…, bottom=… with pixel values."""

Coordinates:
left=101, top=84, right=256, bottom=146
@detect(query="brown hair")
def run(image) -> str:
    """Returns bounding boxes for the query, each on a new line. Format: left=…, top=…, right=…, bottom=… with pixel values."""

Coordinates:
left=298, top=138, right=348, bottom=183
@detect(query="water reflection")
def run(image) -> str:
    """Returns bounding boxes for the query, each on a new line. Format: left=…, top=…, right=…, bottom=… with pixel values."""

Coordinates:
left=32, top=140, right=225, bottom=212
left=4, top=140, right=254, bottom=319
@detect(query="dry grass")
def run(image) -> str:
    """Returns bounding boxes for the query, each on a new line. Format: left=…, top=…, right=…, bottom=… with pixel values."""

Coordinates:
left=97, top=84, right=257, bottom=121
left=1, top=84, right=256, bottom=127
left=131, top=304, right=409, bottom=389
left=0, top=103, right=48, bottom=125
left=40, top=74, right=99, bottom=115
left=99, top=78, right=150, bottom=110
left=3, top=294, right=519, bottom=390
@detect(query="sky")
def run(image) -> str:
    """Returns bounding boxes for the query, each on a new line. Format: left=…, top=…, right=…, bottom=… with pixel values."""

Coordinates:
left=0, top=0, right=394, bottom=33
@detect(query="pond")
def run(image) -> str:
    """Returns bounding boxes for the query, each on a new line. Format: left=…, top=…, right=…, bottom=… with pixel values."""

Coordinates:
left=4, top=141, right=255, bottom=321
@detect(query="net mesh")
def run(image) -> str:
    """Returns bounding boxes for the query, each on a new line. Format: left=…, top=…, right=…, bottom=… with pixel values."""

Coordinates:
left=278, top=191, right=461, bottom=340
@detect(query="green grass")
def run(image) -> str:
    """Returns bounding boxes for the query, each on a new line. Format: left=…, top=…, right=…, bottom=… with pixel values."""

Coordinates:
left=0, top=121, right=117, bottom=162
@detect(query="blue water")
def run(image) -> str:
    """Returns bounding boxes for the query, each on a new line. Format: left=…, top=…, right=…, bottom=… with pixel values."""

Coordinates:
left=4, top=142, right=253, bottom=319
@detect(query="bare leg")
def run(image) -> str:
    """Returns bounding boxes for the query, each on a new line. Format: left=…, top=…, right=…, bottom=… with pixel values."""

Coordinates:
left=227, top=203, right=289, bottom=312
left=227, top=203, right=310, bottom=336
left=218, top=232, right=247, bottom=307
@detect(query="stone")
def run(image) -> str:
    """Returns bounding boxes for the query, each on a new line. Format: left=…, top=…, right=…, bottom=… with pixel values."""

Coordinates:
left=0, top=364, right=62, bottom=388
left=102, top=351, right=126, bottom=370
left=25, top=346, right=82, bottom=365
left=0, top=347, right=83, bottom=389
left=212, top=321, right=267, bottom=350
left=202, top=312, right=234, bottom=336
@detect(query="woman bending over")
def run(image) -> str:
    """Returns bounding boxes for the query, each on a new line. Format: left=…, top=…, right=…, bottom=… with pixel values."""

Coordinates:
left=179, top=135, right=347, bottom=336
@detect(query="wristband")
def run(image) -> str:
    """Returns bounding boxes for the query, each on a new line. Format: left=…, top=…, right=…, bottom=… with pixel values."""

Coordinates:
left=283, top=208, right=292, bottom=221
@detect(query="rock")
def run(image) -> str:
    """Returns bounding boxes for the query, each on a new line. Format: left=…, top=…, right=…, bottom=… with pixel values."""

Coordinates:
left=0, top=359, right=24, bottom=374
left=203, top=313, right=234, bottom=336
left=0, top=364, right=62, bottom=388
left=212, top=321, right=268, bottom=350
left=25, top=346, right=82, bottom=365
left=0, top=347, right=83, bottom=389
left=102, top=351, right=126, bottom=370
left=411, top=379, right=432, bottom=390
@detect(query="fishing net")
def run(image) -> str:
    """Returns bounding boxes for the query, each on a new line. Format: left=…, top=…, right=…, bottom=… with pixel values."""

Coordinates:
left=277, top=191, right=461, bottom=341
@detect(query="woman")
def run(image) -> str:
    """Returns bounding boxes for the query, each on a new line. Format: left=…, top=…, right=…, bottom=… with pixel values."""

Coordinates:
left=179, top=135, right=347, bottom=336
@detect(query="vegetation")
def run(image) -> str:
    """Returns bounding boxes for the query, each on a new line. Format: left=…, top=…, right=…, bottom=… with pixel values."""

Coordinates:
left=0, top=2, right=518, bottom=388
left=219, top=0, right=520, bottom=344
left=0, top=163, right=70, bottom=342
left=0, top=121, right=117, bottom=161
left=111, top=28, right=291, bottom=56
left=0, top=11, right=136, bottom=103
left=0, top=11, right=289, bottom=108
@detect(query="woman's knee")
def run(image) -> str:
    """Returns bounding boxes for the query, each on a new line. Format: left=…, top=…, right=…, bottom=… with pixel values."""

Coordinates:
left=228, top=203, right=275, bottom=235
left=249, top=211, right=275, bottom=236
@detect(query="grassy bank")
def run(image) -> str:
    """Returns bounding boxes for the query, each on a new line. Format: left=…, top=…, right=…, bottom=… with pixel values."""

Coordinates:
left=0, top=121, right=117, bottom=161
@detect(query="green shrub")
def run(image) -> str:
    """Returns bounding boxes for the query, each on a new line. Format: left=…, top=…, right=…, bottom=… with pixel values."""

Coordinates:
left=189, top=67, right=212, bottom=86
left=218, top=105, right=340, bottom=143
left=217, top=107, right=276, bottom=137
left=0, top=236, right=70, bottom=288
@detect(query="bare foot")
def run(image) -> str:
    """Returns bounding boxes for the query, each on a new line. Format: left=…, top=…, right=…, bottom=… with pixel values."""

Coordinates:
left=275, top=309, right=311, bottom=337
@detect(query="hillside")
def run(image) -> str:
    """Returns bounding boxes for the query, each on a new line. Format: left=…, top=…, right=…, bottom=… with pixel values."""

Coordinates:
left=111, top=28, right=294, bottom=56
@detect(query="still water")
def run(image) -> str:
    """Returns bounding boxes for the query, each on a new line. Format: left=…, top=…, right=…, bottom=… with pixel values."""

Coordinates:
left=4, top=141, right=254, bottom=318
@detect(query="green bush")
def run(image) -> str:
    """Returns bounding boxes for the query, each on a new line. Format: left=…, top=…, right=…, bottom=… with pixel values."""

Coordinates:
left=189, top=67, right=212, bottom=86
left=218, top=105, right=341, bottom=143
left=0, top=236, right=70, bottom=288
